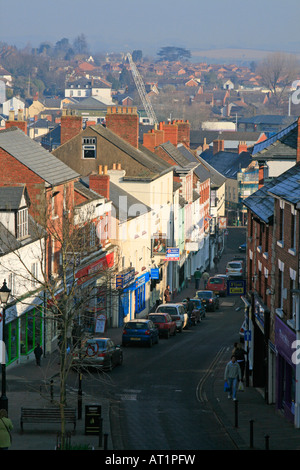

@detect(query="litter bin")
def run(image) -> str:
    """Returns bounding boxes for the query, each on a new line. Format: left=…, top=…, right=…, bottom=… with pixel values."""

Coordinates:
left=85, top=405, right=102, bottom=436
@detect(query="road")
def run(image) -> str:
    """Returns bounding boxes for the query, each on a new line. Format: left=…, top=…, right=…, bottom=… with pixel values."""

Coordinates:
left=69, top=227, right=247, bottom=450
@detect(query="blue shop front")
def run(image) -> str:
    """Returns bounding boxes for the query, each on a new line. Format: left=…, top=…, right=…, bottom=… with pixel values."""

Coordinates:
left=117, top=269, right=150, bottom=326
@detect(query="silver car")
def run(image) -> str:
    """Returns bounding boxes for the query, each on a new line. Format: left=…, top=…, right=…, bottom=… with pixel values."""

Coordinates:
left=156, top=303, right=188, bottom=331
left=226, top=261, right=244, bottom=278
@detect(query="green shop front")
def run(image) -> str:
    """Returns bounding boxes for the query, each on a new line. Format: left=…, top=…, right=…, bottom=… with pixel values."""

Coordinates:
left=1, top=298, right=44, bottom=367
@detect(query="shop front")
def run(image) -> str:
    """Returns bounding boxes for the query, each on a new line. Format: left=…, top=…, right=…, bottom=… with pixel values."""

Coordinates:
left=75, top=250, right=115, bottom=332
left=275, top=315, right=296, bottom=423
left=2, top=298, right=44, bottom=367
left=251, top=295, right=270, bottom=393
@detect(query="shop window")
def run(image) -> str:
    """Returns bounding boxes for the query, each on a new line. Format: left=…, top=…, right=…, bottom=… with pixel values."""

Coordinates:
left=135, top=285, right=145, bottom=313
left=20, top=307, right=43, bottom=355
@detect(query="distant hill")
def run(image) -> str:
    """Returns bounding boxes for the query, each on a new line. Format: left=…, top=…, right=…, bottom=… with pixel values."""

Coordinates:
left=191, top=48, right=300, bottom=64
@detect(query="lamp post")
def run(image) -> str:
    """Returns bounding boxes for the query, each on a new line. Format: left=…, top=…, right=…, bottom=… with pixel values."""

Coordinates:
left=0, top=280, right=11, bottom=412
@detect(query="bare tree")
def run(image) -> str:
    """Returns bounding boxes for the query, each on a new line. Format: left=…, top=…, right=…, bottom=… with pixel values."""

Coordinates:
left=257, top=52, right=300, bottom=106
left=0, top=191, right=118, bottom=448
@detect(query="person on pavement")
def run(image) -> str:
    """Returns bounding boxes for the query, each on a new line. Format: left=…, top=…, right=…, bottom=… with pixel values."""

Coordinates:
left=232, top=342, right=246, bottom=381
left=0, top=409, right=13, bottom=450
left=194, top=268, right=201, bottom=289
left=34, top=343, right=43, bottom=366
left=164, top=286, right=171, bottom=303
left=202, top=270, right=209, bottom=289
left=224, top=355, right=242, bottom=401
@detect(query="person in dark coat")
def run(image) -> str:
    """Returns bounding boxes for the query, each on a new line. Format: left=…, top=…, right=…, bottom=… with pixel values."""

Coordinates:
left=164, top=286, right=171, bottom=303
left=34, top=343, right=43, bottom=366
left=186, top=297, right=194, bottom=326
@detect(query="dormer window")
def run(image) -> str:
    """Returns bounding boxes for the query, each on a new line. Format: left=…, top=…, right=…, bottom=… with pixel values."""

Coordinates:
left=17, top=208, right=28, bottom=239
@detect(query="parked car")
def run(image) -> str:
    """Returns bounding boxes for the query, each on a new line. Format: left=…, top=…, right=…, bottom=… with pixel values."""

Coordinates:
left=148, top=313, right=177, bottom=338
left=226, top=260, right=244, bottom=279
left=73, top=337, right=123, bottom=370
left=196, top=290, right=220, bottom=311
left=155, top=303, right=188, bottom=331
left=239, top=242, right=246, bottom=252
left=206, top=276, right=227, bottom=296
left=122, top=319, right=159, bottom=347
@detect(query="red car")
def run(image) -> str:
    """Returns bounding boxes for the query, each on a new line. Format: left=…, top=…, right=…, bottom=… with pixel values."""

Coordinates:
left=148, top=313, right=177, bottom=338
left=206, top=276, right=227, bottom=296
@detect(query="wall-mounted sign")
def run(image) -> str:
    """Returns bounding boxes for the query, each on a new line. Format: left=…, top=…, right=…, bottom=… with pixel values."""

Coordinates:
left=165, top=247, right=180, bottom=261
left=116, top=268, right=135, bottom=289
left=150, top=268, right=160, bottom=279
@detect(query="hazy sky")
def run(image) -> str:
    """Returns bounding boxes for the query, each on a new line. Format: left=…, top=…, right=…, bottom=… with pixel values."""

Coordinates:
left=2, top=0, right=300, bottom=57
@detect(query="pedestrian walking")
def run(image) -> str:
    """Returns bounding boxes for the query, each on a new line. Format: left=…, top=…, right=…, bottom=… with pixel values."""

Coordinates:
left=232, top=342, right=246, bottom=381
left=224, top=355, right=242, bottom=401
left=202, top=270, right=209, bottom=289
left=186, top=297, right=194, bottom=326
left=0, top=409, right=13, bottom=450
left=34, top=343, right=43, bottom=366
left=213, top=255, right=219, bottom=273
left=164, top=285, right=172, bottom=303
left=194, top=268, right=201, bottom=290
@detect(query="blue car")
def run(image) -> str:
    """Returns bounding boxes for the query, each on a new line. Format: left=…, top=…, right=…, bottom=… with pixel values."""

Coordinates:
left=122, top=319, right=159, bottom=347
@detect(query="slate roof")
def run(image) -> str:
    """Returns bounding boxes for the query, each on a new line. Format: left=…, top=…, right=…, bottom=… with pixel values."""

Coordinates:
left=252, top=119, right=298, bottom=158
left=88, top=124, right=173, bottom=179
left=267, top=164, right=300, bottom=205
left=200, top=148, right=252, bottom=179
left=173, top=142, right=225, bottom=187
left=0, top=186, right=28, bottom=210
left=242, top=164, right=300, bottom=222
left=0, top=127, right=79, bottom=186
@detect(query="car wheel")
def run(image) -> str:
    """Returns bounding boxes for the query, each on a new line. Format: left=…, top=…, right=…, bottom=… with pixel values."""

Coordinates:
left=148, top=337, right=153, bottom=348
left=173, top=328, right=177, bottom=336
left=105, top=358, right=113, bottom=372
left=118, top=353, right=123, bottom=366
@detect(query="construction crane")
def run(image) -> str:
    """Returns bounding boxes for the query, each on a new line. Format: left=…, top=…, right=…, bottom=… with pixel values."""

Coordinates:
left=126, top=53, right=158, bottom=125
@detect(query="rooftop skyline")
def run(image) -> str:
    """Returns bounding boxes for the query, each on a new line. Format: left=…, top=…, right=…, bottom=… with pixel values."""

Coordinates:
left=2, top=0, right=300, bottom=60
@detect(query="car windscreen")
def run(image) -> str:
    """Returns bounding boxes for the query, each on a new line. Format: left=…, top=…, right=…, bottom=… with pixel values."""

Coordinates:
left=228, top=262, right=242, bottom=268
left=124, top=322, right=148, bottom=329
left=197, top=292, right=212, bottom=298
left=149, top=315, right=166, bottom=322
left=208, top=278, right=223, bottom=284
left=157, top=306, right=177, bottom=315
left=85, top=340, right=107, bottom=351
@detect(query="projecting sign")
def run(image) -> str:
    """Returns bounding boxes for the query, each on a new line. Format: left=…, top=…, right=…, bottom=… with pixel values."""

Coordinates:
left=227, top=279, right=246, bottom=296
left=165, top=248, right=180, bottom=261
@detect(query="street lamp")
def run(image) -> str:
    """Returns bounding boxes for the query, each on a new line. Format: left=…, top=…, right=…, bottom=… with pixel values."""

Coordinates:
left=0, top=279, right=11, bottom=412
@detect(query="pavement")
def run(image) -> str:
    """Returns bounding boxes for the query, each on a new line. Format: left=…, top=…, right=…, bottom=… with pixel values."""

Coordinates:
left=4, top=244, right=300, bottom=451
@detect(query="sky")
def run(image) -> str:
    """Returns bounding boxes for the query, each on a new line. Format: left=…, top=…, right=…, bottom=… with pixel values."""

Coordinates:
left=2, top=0, right=300, bottom=59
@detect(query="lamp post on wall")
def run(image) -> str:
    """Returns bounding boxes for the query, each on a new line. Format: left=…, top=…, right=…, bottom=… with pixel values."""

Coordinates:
left=0, top=280, right=11, bottom=412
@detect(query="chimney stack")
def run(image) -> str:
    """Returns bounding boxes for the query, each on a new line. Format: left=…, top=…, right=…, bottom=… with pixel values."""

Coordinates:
left=213, top=139, right=224, bottom=155
left=89, top=174, right=110, bottom=199
left=6, top=109, right=27, bottom=134
left=60, top=109, right=83, bottom=145
left=238, top=141, right=248, bottom=154
left=105, top=106, right=139, bottom=148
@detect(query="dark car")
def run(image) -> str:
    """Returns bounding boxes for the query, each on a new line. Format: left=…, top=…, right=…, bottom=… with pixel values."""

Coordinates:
left=73, top=337, right=123, bottom=371
left=206, top=276, right=227, bottom=296
left=239, top=243, right=246, bottom=252
left=196, top=290, right=220, bottom=311
left=122, top=319, right=159, bottom=347
left=148, top=313, right=177, bottom=338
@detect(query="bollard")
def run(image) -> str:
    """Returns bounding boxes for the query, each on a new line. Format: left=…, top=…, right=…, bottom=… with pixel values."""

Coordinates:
left=98, top=418, right=103, bottom=447
left=265, top=434, right=270, bottom=450
left=104, top=433, right=108, bottom=450
left=249, top=419, right=254, bottom=448
left=234, top=399, right=238, bottom=428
